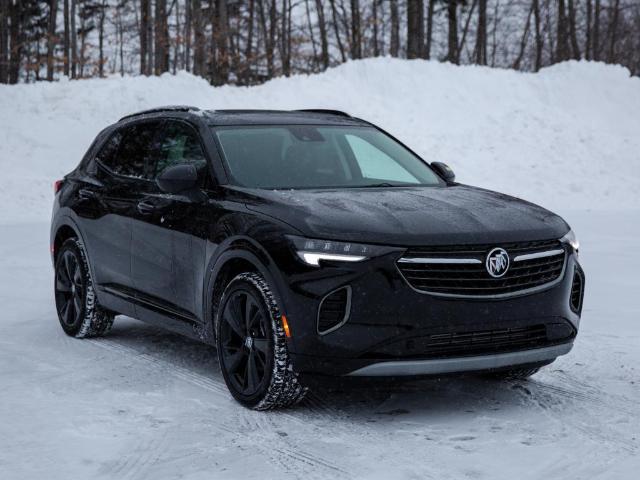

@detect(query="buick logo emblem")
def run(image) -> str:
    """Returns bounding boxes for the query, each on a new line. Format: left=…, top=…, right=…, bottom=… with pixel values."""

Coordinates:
left=486, top=248, right=510, bottom=278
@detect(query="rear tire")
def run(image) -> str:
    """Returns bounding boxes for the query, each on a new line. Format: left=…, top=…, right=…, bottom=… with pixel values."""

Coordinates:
left=54, top=238, right=114, bottom=338
left=215, top=272, right=307, bottom=410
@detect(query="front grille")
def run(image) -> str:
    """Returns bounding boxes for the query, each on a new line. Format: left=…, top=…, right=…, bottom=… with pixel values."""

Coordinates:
left=397, top=239, right=566, bottom=297
left=570, top=265, right=585, bottom=313
left=317, top=286, right=351, bottom=334
left=363, top=322, right=576, bottom=360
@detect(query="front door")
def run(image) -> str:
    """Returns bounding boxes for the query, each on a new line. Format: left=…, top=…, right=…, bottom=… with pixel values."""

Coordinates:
left=130, top=119, right=211, bottom=327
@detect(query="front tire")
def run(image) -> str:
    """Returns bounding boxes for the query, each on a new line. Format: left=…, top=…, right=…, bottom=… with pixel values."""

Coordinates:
left=216, top=272, right=307, bottom=410
left=54, top=238, right=114, bottom=338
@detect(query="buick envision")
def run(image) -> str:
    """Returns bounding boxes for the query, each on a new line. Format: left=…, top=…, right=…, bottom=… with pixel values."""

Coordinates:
left=51, top=107, right=585, bottom=409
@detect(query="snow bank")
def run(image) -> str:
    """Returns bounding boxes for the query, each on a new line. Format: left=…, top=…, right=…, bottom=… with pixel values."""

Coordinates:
left=1, top=58, right=639, bottom=222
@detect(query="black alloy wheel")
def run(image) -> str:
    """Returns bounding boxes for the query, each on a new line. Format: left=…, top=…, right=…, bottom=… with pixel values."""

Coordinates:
left=55, top=249, right=85, bottom=330
left=219, top=288, right=273, bottom=398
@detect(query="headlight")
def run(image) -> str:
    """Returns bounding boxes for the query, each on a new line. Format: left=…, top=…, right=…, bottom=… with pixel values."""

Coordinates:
left=560, top=229, right=579, bottom=253
left=287, top=235, right=391, bottom=267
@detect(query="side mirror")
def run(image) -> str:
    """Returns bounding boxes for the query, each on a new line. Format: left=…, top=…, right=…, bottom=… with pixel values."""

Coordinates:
left=156, top=164, right=198, bottom=194
left=431, top=162, right=455, bottom=182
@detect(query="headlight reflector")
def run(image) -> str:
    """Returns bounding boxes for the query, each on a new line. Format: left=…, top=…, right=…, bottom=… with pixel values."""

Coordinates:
left=560, top=229, right=579, bottom=253
left=287, top=236, right=389, bottom=267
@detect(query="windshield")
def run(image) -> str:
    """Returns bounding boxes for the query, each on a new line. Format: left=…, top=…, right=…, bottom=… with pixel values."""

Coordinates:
left=212, top=125, right=443, bottom=189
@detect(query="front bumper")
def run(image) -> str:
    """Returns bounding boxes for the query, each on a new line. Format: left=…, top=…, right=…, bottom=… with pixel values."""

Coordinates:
left=346, top=342, right=573, bottom=376
left=278, top=247, right=583, bottom=377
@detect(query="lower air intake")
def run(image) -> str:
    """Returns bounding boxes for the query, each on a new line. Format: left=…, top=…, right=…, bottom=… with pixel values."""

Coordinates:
left=317, top=286, right=351, bottom=335
left=570, top=265, right=585, bottom=313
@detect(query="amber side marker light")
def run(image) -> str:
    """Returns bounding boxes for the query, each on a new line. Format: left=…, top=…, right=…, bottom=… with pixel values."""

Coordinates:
left=281, top=315, right=292, bottom=338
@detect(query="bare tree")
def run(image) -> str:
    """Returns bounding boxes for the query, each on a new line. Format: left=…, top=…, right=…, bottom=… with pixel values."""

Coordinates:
left=0, top=0, right=8, bottom=83
left=329, top=0, right=346, bottom=62
left=140, top=0, right=149, bottom=74
left=475, top=0, right=487, bottom=65
left=607, top=0, right=621, bottom=63
left=532, top=0, right=542, bottom=70
left=568, top=0, right=580, bottom=59
left=593, top=0, right=601, bottom=60
left=389, top=0, right=399, bottom=57
left=47, top=0, right=58, bottom=81
left=556, top=0, right=569, bottom=61
left=155, top=0, right=168, bottom=74
left=446, top=0, right=460, bottom=64
left=425, top=0, right=435, bottom=59
left=407, top=0, right=424, bottom=59
left=315, top=0, right=329, bottom=69
left=350, top=0, right=361, bottom=59
left=63, top=0, right=69, bottom=76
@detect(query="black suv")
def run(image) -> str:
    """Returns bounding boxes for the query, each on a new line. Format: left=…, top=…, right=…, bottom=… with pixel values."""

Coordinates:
left=51, top=107, right=585, bottom=409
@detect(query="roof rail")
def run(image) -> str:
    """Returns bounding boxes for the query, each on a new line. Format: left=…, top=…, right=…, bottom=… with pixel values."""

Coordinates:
left=295, top=109, right=351, bottom=118
left=119, top=105, right=200, bottom=122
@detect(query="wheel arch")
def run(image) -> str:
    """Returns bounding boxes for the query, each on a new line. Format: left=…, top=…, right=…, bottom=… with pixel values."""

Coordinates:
left=203, top=236, right=291, bottom=345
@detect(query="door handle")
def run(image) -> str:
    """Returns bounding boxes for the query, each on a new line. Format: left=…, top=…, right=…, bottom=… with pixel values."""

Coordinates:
left=78, top=188, right=97, bottom=200
left=136, top=200, right=158, bottom=215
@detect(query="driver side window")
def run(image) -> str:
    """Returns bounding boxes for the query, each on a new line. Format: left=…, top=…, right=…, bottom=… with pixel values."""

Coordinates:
left=153, top=121, right=208, bottom=182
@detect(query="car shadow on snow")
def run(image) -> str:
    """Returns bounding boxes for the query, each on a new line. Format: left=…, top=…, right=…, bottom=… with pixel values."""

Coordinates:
left=100, top=316, right=562, bottom=420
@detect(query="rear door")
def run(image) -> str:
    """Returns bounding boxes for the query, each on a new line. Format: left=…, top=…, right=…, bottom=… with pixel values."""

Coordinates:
left=76, top=121, right=163, bottom=314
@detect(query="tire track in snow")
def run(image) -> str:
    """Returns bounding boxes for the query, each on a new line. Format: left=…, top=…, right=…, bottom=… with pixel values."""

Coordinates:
left=87, top=337, right=354, bottom=478
left=510, top=377, right=638, bottom=455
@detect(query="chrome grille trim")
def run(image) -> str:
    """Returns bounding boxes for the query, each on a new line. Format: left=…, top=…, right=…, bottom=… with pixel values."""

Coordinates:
left=513, top=249, right=564, bottom=262
left=396, top=241, right=568, bottom=299
left=397, top=258, right=482, bottom=264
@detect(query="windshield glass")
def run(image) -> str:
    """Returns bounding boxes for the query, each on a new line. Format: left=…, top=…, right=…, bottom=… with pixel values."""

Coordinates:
left=212, top=125, right=443, bottom=189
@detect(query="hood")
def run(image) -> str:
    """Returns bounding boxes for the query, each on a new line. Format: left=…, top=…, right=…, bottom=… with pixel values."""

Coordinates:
left=240, top=185, right=569, bottom=246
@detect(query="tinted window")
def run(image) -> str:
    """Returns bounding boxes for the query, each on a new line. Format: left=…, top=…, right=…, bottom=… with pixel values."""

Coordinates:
left=153, top=121, right=207, bottom=179
left=345, top=135, right=420, bottom=183
left=95, top=130, right=123, bottom=167
left=214, top=125, right=442, bottom=189
left=99, top=122, right=161, bottom=179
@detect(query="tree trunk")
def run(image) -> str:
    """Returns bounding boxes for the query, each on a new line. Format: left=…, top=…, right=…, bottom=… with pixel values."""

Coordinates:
left=457, top=0, right=477, bottom=61
left=475, top=0, right=487, bottom=65
left=315, top=0, right=329, bottom=69
left=279, top=0, right=291, bottom=76
left=268, top=0, right=276, bottom=75
left=446, top=1, right=459, bottom=64
left=568, top=0, right=580, bottom=59
left=217, top=0, right=229, bottom=83
left=63, top=0, right=69, bottom=77
left=184, top=0, right=191, bottom=71
left=98, top=1, right=106, bottom=77
left=329, top=0, right=346, bottom=62
left=372, top=0, right=378, bottom=57
left=192, top=0, right=205, bottom=76
left=245, top=0, right=254, bottom=81
left=70, top=0, right=76, bottom=78
left=0, top=0, right=8, bottom=83
left=556, top=0, right=569, bottom=62
left=350, top=0, right=361, bottom=59
left=155, top=0, right=168, bottom=74
left=607, top=0, right=620, bottom=63
left=533, top=0, right=542, bottom=70
left=389, top=0, right=399, bottom=57
left=425, top=0, right=434, bottom=59
left=585, top=0, right=592, bottom=60
left=593, top=0, right=601, bottom=61
left=47, top=0, right=58, bottom=81
left=140, top=0, right=149, bottom=74
left=407, top=0, right=424, bottom=59
left=512, top=3, right=533, bottom=70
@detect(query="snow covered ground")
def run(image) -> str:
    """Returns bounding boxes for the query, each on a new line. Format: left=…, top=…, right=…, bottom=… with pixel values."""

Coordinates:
left=1, top=60, right=639, bottom=479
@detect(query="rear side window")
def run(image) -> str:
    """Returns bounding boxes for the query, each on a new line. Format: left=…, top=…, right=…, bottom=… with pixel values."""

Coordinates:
left=95, top=130, right=123, bottom=167
left=98, top=122, right=162, bottom=179
left=153, top=121, right=207, bottom=178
